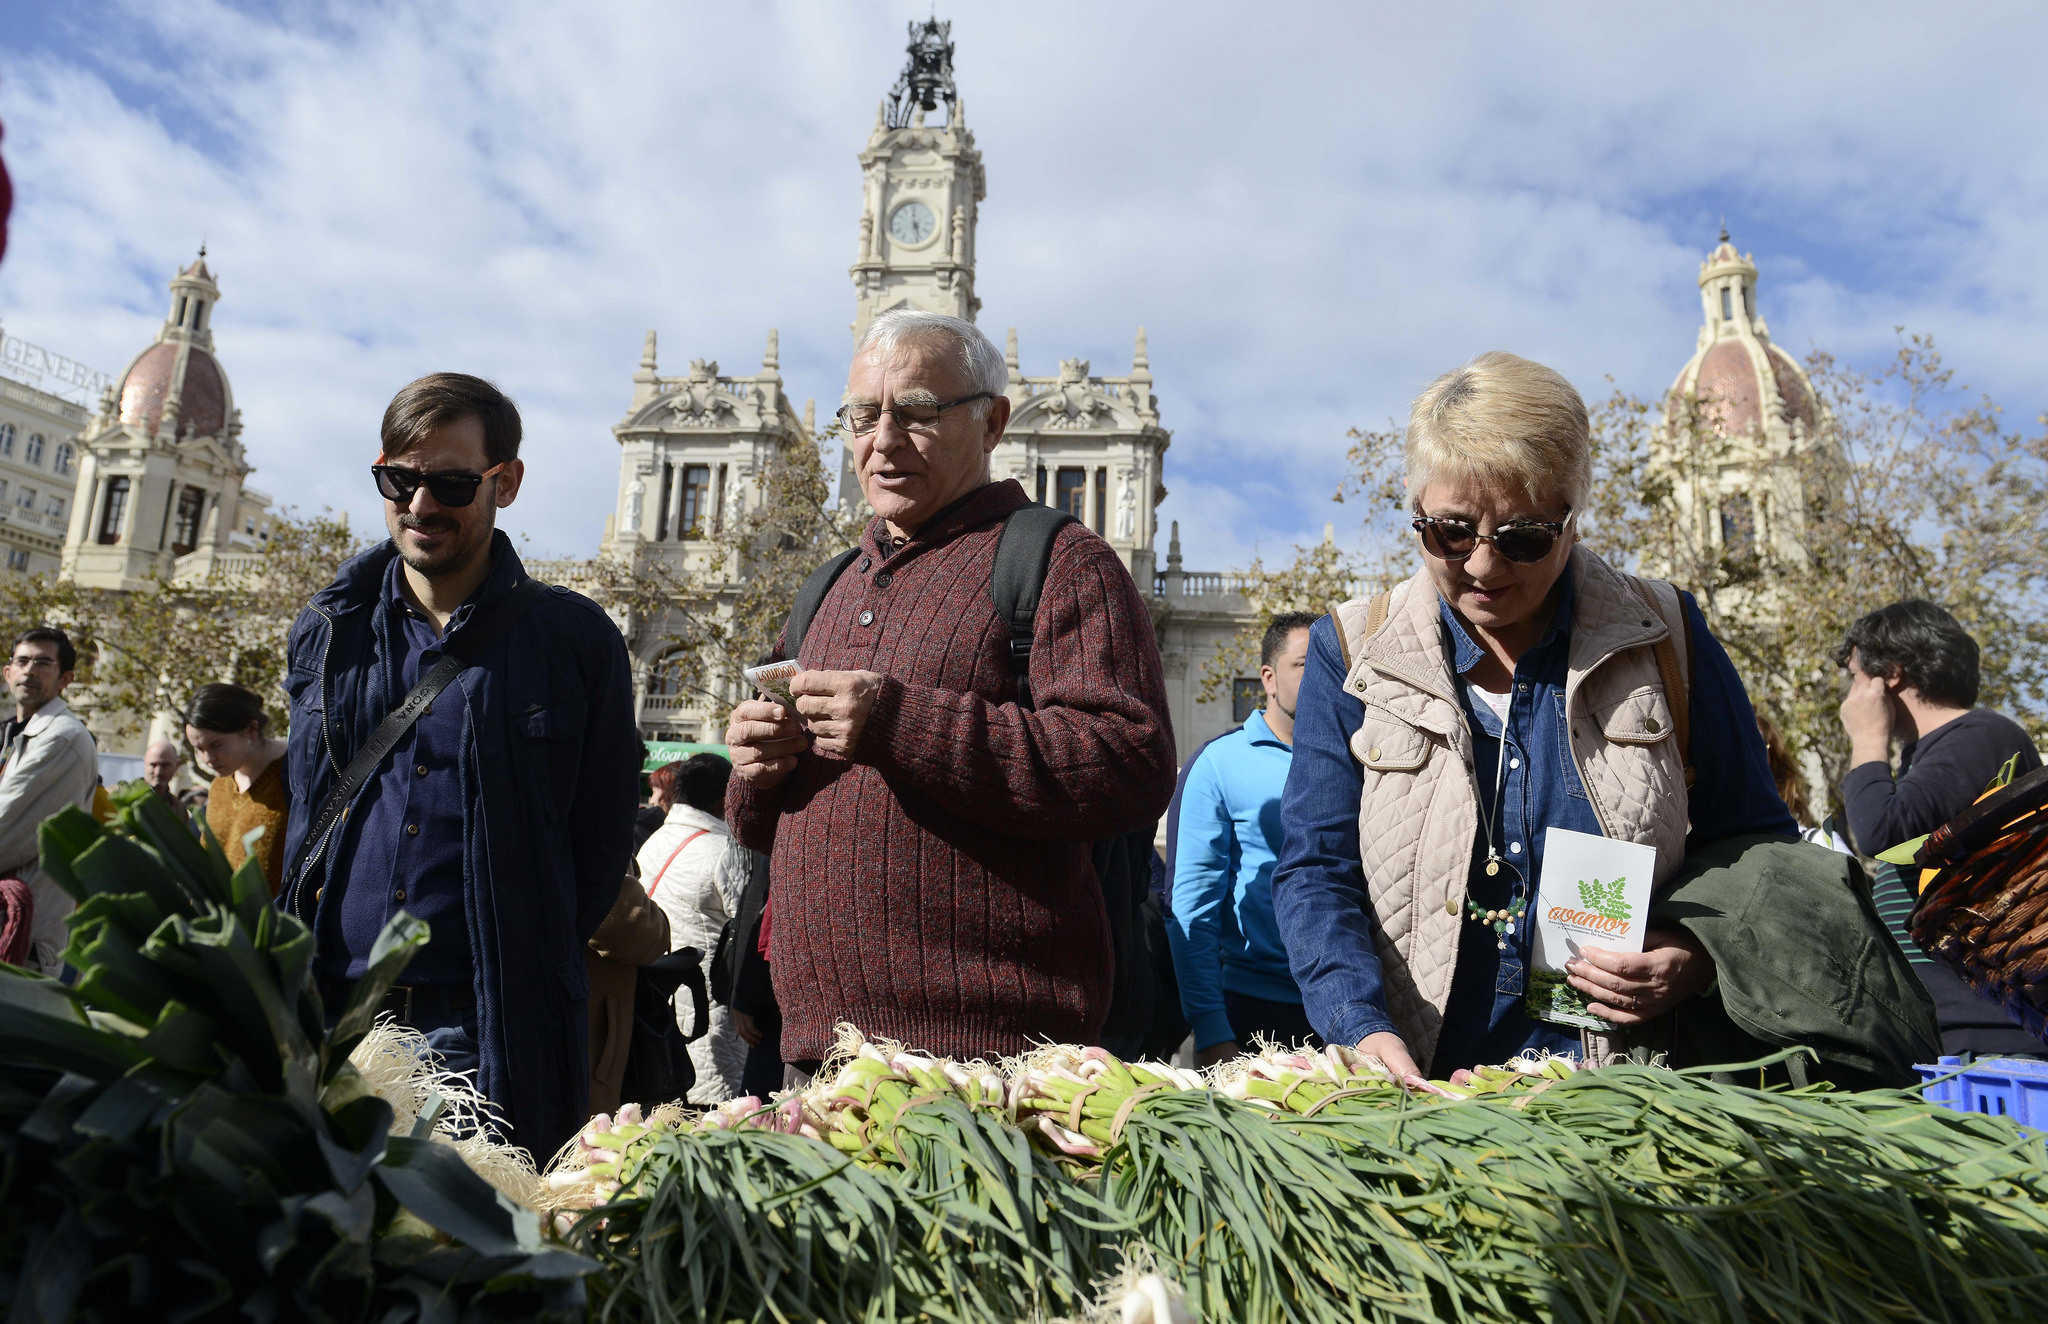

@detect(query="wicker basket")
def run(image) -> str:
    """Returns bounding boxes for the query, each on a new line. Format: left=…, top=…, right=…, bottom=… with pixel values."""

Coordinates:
left=1908, top=766, right=2048, bottom=1046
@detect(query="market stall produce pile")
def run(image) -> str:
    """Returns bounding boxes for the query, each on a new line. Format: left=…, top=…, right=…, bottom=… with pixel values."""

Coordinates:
left=0, top=791, right=586, bottom=1322
left=548, top=1032, right=2048, bottom=1323
left=7, top=794, right=2048, bottom=1323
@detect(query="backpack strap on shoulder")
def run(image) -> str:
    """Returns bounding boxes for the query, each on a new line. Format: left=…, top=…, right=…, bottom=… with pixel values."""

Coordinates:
left=990, top=503, right=1078, bottom=709
left=1628, top=578, right=1694, bottom=787
left=1332, top=590, right=1392, bottom=672
left=781, top=546, right=863, bottom=662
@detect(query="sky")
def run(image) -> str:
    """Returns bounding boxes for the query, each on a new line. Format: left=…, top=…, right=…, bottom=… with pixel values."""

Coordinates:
left=2, top=0, right=2044, bottom=571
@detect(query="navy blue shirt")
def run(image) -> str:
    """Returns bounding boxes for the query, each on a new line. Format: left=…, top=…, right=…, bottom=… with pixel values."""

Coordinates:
left=1272, top=580, right=1795, bottom=1070
left=316, top=557, right=474, bottom=984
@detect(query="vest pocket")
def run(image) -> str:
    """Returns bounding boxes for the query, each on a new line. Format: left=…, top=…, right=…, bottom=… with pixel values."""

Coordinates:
left=1350, top=712, right=1431, bottom=772
left=1592, top=684, right=1678, bottom=747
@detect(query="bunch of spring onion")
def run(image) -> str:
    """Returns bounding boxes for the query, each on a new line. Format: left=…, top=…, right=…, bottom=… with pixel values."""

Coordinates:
left=1007, top=1043, right=1205, bottom=1161
left=1213, top=1041, right=1582, bottom=1115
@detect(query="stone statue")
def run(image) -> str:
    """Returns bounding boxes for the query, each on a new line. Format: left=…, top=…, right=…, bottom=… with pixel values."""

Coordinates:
left=1116, top=472, right=1138, bottom=541
left=621, top=475, right=645, bottom=535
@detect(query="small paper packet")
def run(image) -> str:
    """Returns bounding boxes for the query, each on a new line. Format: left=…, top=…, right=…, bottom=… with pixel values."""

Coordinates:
left=1526, top=827, right=1657, bottom=1029
left=742, top=659, right=800, bottom=709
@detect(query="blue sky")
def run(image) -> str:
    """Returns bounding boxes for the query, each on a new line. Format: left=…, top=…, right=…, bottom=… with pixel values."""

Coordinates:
left=3, top=1, right=2044, bottom=570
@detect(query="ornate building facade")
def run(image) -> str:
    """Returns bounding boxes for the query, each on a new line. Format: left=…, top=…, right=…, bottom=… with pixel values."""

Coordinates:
left=0, top=346, right=89, bottom=577
left=603, top=20, right=1256, bottom=756
left=61, top=251, right=272, bottom=593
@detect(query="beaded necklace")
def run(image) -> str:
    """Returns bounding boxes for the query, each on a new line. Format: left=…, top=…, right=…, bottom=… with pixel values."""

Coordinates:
left=1464, top=684, right=1526, bottom=952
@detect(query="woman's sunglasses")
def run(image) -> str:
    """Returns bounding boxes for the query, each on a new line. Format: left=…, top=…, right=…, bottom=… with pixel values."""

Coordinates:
left=1412, top=509, right=1573, bottom=564
left=371, top=462, right=509, bottom=508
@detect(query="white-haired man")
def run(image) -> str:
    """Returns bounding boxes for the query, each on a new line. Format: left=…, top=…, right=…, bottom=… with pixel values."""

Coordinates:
left=723, top=309, right=1176, bottom=1076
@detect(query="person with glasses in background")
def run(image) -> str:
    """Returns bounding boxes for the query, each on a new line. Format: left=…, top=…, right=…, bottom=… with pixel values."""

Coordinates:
left=277, top=373, right=639, bottom=1160
left=723, top=309, right=1174, bottom=1082
left=1271, top=352, right=1794, bottom=1090
left=0, top=627, right=98, bottom=975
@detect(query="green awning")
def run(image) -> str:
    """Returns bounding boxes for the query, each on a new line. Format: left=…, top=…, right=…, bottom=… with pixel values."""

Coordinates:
left=642, top=741, right=730, bottom=771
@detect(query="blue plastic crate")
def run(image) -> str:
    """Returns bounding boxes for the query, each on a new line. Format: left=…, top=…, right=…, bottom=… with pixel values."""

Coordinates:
left=1915, top=1056, right=2048, bottom=1130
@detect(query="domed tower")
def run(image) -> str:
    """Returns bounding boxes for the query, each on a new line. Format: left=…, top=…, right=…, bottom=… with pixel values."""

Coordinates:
left=1658, top=229, right=1826, bottom=567
left=61, top=249, right=253, bottom=589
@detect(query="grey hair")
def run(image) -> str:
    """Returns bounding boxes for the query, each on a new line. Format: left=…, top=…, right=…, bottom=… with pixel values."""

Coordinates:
left=855, top=309, right=1007, bottom=417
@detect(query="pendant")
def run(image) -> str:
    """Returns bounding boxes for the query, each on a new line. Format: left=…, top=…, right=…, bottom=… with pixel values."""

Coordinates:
left=1485, top=860, right=1501, bottom=877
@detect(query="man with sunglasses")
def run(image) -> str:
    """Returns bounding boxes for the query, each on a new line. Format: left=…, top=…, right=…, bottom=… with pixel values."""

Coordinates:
left=279, top=372, right=639, bottom=1159
left=0, top=627, right=98, bottom=976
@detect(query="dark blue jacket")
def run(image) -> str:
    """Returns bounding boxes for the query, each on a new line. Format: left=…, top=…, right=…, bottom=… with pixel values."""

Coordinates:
left=279, top=531, right=639, bottom=1157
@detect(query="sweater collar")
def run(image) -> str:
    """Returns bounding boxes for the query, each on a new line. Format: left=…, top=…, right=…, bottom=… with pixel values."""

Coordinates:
left=862, top=479, right=1028, bottom=561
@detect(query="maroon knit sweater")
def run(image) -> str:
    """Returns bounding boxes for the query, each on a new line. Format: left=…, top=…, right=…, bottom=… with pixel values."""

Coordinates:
left=726, top=480, right=1176, bottom=1063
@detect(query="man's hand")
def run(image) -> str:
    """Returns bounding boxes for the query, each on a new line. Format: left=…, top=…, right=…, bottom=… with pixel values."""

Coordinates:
left=733, top=1009, right=764, bottom=1047
left=1567, top=926, right=1715, bottom=1026
left=1839, top=666, right=1895, bottom=767
left=725, top=698, right=808, bottom=791
left=1195, top=1040, right=1241, bottom=1069
left=1356, top=1030, right=1447, bottom=1095
left=790, top=669, right=886, bottom=760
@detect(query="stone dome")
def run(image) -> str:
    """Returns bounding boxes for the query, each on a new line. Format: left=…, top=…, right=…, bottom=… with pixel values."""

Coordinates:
left=117, top=341, right=229, bottom=437
left=1665, top=230, right=1818, bottom=440
left=1685, top=338, right=1817, bottom=435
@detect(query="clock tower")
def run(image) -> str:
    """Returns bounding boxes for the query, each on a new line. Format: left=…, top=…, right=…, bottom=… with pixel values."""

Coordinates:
left=849, top=19, right=984, bottom=341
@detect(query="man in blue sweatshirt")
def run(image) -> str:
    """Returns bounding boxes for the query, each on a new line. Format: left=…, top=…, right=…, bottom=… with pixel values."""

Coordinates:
left=1168, top=612, right=1317, bottom=1066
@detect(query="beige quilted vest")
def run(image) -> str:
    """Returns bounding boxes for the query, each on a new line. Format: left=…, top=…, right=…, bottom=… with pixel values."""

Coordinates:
left=1330, top=547, right=1691, bottom=1072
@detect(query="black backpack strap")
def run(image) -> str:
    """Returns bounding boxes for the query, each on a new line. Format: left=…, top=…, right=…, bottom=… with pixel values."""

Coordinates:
left=990, top=504, right=1076, bottom=709
left=780, top=547, right=863, bottom=662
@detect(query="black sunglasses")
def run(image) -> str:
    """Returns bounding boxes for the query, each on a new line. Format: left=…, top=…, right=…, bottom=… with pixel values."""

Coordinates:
left=1412, top=509, right=1573, bottom=564
left=371, top=462, right=509, bottom=508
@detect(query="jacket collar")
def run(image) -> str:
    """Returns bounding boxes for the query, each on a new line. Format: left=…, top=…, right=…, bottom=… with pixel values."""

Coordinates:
left=313, top=529, right=530, bottom=635
left=662, top=803, right=729, bottom=836
left=1562, top=546, right=1668, bottom=674
left=20, top=696, right=76, bottom=737
left=1362, top=545, right=1661, bottom=725
left=862, top=479, right=1028, bottom=561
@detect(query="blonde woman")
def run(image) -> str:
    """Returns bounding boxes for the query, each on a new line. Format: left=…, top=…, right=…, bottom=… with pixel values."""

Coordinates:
left=1271, top=352, right=1794, bottom=1087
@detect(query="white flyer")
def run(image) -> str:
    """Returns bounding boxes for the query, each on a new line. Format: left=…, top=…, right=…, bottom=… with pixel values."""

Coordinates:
left=742, top=659, right=800, bottom=710
left=1525, top=826, right=1658, bottom=1029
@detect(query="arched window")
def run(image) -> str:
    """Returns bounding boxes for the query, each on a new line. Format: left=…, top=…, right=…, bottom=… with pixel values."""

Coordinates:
left=0, top=423, right=13, bottom=457
left=53, top=444, right=72, bottom=476
left=24, top=434, right=43, bottom=466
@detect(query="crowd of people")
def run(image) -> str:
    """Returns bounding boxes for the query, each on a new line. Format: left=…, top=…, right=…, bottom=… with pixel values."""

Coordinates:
left=0, top=310, right=2037, bottom=1162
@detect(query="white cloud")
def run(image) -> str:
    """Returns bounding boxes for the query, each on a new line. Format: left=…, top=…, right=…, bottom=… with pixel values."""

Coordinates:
left=3, top=0, right=2044, bottom=569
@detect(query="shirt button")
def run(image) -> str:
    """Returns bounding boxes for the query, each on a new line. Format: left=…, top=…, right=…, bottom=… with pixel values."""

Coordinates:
left=314, top=886, right=324, bottom=902
left=859, top=556, right=872, bottom=573
left=875, top=571, right=893, bottom=589
left=1517, top=683, right=1530, bottom=695
left=1509, top=757, right=1521, bottom=770
left=415, top=764, right=428, bottom=776
left=421, top=704, right=432, bottom=717
left=1510, top=842, right=1523, bottom=854
left=857, top=609, right=875, bottom=627
left=405, top=823, right=420, bottom=836
left=393, top=888, right=407, bottom=903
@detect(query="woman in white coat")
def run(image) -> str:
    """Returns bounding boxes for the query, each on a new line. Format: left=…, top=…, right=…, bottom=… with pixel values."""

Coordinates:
left=635, top=754, right=750, bottom=1102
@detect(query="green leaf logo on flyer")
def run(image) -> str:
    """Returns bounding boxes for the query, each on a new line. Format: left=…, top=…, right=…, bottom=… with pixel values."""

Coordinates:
left=1575, top=877, right=1631, bottom=923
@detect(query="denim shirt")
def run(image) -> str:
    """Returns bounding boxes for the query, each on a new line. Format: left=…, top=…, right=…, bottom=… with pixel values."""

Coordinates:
left=1272, top=583, right=1795, bottom=1070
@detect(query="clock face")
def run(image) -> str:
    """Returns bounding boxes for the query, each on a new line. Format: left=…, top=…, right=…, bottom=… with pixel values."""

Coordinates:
left=888, top=200, right=937, bottom=245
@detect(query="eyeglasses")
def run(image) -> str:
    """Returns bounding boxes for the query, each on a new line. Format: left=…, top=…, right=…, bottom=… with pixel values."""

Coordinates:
left=371, top=462, right=510, bottom=508
left=1412, top=509, right=1573, bottom=564
left=835, top=392, right=993, bottom=437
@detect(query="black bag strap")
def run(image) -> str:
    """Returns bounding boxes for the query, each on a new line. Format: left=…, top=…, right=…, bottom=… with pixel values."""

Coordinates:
left=780, top=547, right=863, bottom=662
left=293, top=579, right=542, bottom=901
left=989, top=504, right=1075, bottom=710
